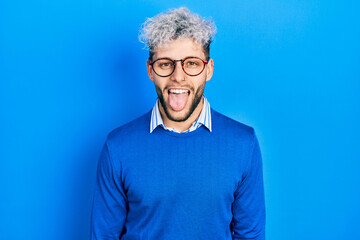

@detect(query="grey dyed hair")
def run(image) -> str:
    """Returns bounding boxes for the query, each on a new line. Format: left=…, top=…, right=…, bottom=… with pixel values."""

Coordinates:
left=139, top=7, right=217, bottom=60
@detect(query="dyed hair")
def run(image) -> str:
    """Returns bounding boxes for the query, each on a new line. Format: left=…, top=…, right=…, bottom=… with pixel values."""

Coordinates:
left=139, top=7, right=217, bottom=60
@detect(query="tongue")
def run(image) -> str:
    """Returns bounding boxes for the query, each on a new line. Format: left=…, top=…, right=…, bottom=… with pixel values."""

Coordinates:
left=168, top=93, right=188, bottom=111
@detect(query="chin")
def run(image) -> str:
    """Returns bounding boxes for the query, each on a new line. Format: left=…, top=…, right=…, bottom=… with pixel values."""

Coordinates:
left=165, top=107, right=193, bottom=122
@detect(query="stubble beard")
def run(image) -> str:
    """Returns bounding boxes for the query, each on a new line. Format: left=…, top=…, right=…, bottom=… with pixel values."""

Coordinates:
left=156, top=81, right=205, bottom=123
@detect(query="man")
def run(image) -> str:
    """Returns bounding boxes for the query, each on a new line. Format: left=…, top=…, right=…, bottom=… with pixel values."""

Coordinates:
left=91, top=7, right=265, bottom=240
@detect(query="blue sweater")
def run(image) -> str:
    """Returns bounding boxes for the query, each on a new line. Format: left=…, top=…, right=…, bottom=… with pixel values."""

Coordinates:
left=91, top=109, right=265, bottom=240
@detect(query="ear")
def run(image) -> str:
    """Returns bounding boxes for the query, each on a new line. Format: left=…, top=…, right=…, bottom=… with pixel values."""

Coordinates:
left=205, top=58, right=214, bottom=82
left=147, top=59, right=154, bottom=82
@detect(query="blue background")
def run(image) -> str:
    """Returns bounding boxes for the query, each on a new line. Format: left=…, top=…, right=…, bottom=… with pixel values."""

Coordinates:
left=1, top=0, right=359, bottom=239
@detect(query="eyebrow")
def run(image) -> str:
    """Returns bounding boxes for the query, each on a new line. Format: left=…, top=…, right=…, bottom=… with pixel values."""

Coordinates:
left=152, top=56, right=205, bottom=61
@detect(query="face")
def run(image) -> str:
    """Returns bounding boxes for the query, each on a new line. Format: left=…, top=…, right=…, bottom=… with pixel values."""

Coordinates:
left=147, top=38, right=214, bottom=123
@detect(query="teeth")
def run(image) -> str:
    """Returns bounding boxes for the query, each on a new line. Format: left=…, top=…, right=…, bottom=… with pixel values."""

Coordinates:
left=169, top=89, right=189, bottom=94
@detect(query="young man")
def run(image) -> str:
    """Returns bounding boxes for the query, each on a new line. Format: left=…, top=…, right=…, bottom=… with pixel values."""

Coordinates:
left=91, top=7, right=265, bottom=240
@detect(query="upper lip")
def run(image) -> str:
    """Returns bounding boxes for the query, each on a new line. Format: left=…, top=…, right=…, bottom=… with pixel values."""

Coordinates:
left=167, top=87, right=190, bottom=91
left=169, top=88, right=189, bottom=90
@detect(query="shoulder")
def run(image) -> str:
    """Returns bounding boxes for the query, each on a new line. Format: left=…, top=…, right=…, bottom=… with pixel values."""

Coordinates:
left=211, top=109, right=256, bottom=142
left=105, top=110, right=151, bottom=148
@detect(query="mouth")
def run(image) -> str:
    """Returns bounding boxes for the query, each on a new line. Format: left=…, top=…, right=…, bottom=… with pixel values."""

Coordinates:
left=168, top=89, right=190, bottom=94
left=167, top=88, right=190, bottom=112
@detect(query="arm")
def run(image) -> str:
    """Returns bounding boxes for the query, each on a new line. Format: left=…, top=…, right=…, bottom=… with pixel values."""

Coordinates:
left=231, top=131, right=266, bottom=239
left=90, top=142, right=128, bottom=240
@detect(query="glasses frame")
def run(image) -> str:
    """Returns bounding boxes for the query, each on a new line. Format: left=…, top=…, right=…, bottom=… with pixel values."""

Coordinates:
left=149, top=56, right=209, bottom=77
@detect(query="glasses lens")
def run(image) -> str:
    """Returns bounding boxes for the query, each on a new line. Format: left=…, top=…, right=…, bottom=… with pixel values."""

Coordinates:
left=183, top=58, right=205, bottom=76
left=153, top=59, right=174, bottom=77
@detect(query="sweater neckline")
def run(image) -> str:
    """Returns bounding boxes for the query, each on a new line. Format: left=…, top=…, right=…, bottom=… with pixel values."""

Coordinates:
left=145, top=110, right=212, bottom=138
left=155, top=124, right=210, bottom=138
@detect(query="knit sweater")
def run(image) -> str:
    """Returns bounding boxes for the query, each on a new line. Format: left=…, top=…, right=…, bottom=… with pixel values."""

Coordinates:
left=91, top=109, right=265, bottom=240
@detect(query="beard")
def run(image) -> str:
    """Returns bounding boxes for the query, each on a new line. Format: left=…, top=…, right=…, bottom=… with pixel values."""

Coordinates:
left=156, top=81, right=205, bottom=122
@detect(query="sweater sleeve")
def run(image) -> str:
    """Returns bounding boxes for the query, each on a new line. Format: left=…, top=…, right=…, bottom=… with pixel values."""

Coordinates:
left=231, top=131, right=266, bottom=240
left=90, top=142, right=128, bottom=240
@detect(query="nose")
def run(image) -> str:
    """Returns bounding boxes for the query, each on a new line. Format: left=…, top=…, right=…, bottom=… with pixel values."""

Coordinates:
left=170, top=61, right=186, bottom=82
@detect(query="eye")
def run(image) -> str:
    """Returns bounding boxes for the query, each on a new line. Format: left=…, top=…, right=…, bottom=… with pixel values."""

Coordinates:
left=184, top=58, right=201, bottom=68
left=159, top=62, right=172, bottom=67
left=155, top=59, right=174, bottom=69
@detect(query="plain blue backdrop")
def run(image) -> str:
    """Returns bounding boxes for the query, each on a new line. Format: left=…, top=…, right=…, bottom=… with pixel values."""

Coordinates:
left=1, top=0, right=359, bottom=239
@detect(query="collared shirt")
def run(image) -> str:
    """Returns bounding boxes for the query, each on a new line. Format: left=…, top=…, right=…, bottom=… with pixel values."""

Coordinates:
left=150, top=96, right=212, bottom=133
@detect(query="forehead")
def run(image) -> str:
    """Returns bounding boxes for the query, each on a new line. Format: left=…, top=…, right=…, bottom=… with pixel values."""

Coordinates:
left=153, top=38, right=205, bottom=59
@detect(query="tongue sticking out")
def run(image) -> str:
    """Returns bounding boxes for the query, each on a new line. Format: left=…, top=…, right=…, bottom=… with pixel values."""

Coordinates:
left=168, top=92, right=189, bottom=111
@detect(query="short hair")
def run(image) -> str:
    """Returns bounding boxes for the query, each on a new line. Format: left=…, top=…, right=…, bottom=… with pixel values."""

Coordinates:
left=139, top=7, right=217, bottom=61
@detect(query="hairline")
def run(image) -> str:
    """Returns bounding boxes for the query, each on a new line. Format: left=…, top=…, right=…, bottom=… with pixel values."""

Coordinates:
left=148, top=38, right=211, bottom=62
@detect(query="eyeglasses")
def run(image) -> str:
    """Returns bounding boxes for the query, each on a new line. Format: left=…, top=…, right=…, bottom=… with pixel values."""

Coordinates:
left=149, top=57, right=208, bottom=77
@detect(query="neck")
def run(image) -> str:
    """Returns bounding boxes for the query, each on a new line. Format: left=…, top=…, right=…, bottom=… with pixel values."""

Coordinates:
left=159, top=97, right=204, bottom=133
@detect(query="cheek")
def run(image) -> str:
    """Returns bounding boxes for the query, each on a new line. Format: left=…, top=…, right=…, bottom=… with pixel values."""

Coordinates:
left=193, top=76, right=207, bottom=88
left=153, top=79, right=166, bottom=92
